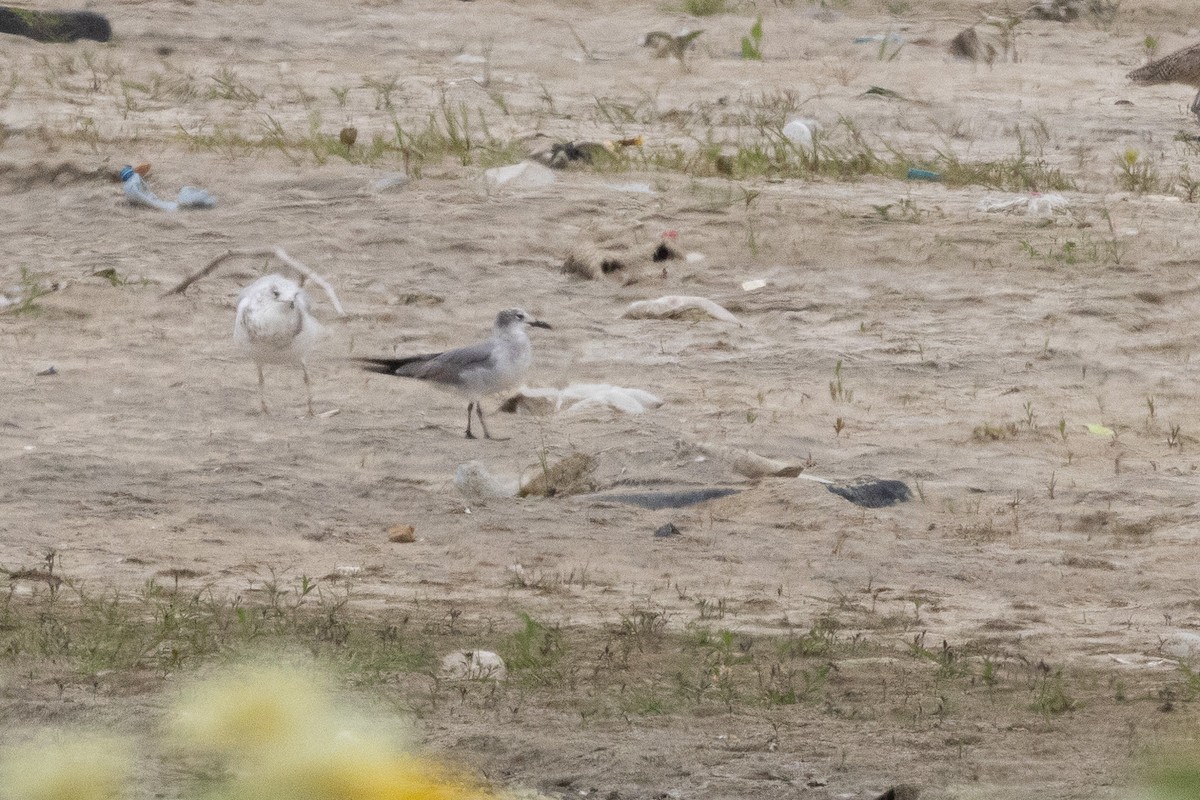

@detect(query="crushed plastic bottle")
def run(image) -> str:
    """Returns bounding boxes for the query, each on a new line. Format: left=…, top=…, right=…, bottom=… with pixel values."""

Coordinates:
left=119, top=165, right=216, bottom=211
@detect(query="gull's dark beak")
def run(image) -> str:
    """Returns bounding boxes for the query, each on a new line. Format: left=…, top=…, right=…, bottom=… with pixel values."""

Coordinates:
left=530, top=320, right=552, bottom=329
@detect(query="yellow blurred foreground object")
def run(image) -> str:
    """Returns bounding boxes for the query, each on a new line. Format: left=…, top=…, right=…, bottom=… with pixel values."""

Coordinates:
left=1, top=737, right=132, bottom=800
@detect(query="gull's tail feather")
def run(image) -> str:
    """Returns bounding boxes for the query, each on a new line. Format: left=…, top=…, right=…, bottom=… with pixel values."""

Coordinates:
left=353, top=354, right=442, bottom=378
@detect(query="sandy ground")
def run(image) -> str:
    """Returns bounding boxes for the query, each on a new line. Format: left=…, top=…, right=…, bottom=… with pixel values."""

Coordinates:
left=5, top=0, right=1200, bottom=796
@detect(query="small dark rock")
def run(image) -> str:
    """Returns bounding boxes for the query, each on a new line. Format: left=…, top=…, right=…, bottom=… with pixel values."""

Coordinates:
left=35, top=365, right=57, bottom=377
left=654, top=523, right=681, bottom=538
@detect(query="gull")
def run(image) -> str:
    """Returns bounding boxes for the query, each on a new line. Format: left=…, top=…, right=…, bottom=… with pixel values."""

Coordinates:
left=233, top=274, right=320, bottom=415
left=1128, top=41, right=1200, bottom=124
left=354, top=308, right=551, bottom=439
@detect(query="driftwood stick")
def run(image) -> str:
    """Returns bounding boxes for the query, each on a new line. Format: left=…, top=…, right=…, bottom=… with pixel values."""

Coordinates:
left=162, top=247, right=346, bottom=316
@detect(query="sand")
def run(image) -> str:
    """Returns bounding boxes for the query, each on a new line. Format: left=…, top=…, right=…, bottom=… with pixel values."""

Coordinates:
left=3, top=0, right=1200, bottom=796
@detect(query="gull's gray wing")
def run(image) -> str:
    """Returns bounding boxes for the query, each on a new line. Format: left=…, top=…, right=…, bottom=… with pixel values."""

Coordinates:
left=410, top=340, right=497, bottom=388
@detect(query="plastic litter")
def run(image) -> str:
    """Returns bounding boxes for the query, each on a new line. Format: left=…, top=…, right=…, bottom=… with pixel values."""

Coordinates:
left=484, top=161, right=556, bottom=190
left=854, top=33, right=904, bottom=44
left=440, top=650, right=507, bottom=680
left=977, top=192, right=1070, bottom=216
left=906, top=168, right=941, bottom=182
left=501, top=383, right=664, bottom=416
left=782, top=118, right=817, bottom=148
left=120, top=165, right=215, bottom=212
left=741, top=279, right=767, bottom=292
left=454, top=461, right=517, bottom=500
left=1085, top=423, right=1115, bottom=438
left=622, top=295, right=742, bottom=325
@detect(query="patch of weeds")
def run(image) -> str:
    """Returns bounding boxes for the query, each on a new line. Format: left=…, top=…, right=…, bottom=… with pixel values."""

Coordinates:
left=207, top=65, right=259, bottom=104
left=7, top=268, right=54, bottom=315
left=684, top=0, right=726, bottom=15
left=1031, top=668, right=1078, bottom=716
left=829, top=359, right=853, bottom=403
left=740, top=16, right=763, bottom=60
left=1115, top=148, right=1159, bottom=193
left=973, top=421, right=1020, bottom=441
left=497, top=613, right=565, bottom=685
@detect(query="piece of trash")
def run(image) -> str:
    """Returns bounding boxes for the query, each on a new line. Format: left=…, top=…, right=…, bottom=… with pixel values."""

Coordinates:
left=652, top=242, right=680, bottom=262
left=484, top=161, right=556, bottom=190
left=782, top=118, right=817, bottom=147
left=527, top=136, right=642, bottom=169
left=873, top=785, right=921, bottom=800
left=0, top=6, right=111, bottom=42
left=440, top=650, right=507, bottom=680
left=604, top=182, right=654, bottom=194
left=977, top=192, right=1070, bottom=216
left=561, top=245, right=627, bottom=280
left=685, top=252, right=705, bottom=263
left=387, top=524, right=416, bottom=543
left=654, top=522, right=682, bottom=538
left=317, top=408, right=341, bottom=418
left=372, top=173, right=409, bottom=191
left=454, top=461, right=517, bottom=500
left=120, top=165, right=216, bottom=212
left=906, top=168, right=941, bottom=182
left=695, top=442, right=803, bottom=479
left=452, top=53, right=488, bottom=65
left=741, top=279, right=767, bottom=292
left=335, top=565, right=361, bottom=577
left=518, top=452, right=599, bottom=498
left=1085, top=423, right=1115, bottom=438
left=622, top=295, right=742, bottom=325
left=501, top=383, right=664, bottom=416
left=863, top=86, right=907, bottom=100
left=590, top=488, right=740, bottom=510
left=1026, top=0, right=1080, bottom=21
left=853, top=33, right=904, bottom=45
left=339, top=126, right=358, bottom=146
left=35, top=365, right=57, bottom=377
left=643, top=29, right=703, bottom=62
left=823, top=477, right=912, bottom=508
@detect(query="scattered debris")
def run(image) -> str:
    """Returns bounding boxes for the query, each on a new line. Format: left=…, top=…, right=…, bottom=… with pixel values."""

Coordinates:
left=654, top=522, right=682, bottom=538
left=853, top=33, right=905, bottom=45
left=977, top=192, right=1070, bottom=216
left=35, top=366, right=56, bottom=377
left=782, top=118, right=817, bottom=148
left=561, top=244, right=627, bottom=280
left=1025, top=0, right=1080, bottom=21
left=906, top=168, right=941, bottom=182
left=120, top=165, right=216, bottom=212
left=518, top=452, right=599, bottom=498
left=821, top=477, right=913, bottom=508
left=387, top=524, right=416, bottom=543
left=455, top=461, right=518, bottom=501
left=873, top=785, right=920, bottom=800
left=862, top=86, right=908, bottom=101
left=948, top=26, right=994, bottom=62
left=161, top=247, right=346, bottom=316
left=501, top=384, right=664, bottom=416
left=528, top=136, right=642, bottom=169
left=484, top=161, right=556, bottom=190
left=741, top=279, right=767, bottom=292
left=643, top=29, right=703, bottom=63
left=589, top=488, right=740, bottom=510
left=622, top=295, right=742, bottom=325
left=0, top=6, right=111, bottom=42
left=1085, top=423, right=1115, bottom=438
left=440, top=650, right=507, bottom=681
left=695, top=442, right=804, bottom=479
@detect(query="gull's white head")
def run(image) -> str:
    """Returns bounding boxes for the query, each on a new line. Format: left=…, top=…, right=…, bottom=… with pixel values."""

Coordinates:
left=494, top=308, right=551, bottom=331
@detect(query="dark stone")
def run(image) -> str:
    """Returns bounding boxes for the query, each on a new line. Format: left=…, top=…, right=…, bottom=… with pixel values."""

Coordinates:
left=654, top=523, right=681, bottom=538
